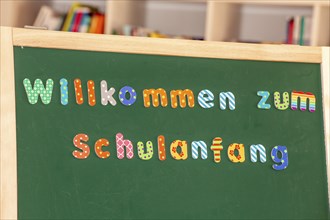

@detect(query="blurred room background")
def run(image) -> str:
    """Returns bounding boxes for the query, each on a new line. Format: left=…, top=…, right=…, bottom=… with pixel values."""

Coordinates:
left=1, top=0, right=329, bottom=46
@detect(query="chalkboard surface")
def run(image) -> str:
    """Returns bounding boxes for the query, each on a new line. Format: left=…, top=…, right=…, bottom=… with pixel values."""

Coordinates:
left=14, top=46, right=328, bottom=219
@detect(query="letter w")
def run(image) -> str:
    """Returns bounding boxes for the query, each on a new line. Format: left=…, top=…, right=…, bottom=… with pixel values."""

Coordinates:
left=23, top=78, right=54, bottom=104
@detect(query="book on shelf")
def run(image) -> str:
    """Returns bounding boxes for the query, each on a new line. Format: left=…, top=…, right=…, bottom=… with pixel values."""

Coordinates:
left=286, top=15, right=312, bottom=46
left=286, top=17, right=294, bottom=44
left=117, top=24, right=204, bottom=40
left=33, top=3, right=105, bottom=34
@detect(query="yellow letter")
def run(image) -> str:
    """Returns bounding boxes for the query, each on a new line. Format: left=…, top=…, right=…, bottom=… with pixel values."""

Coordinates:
left=210, top=137, right=223, bottom=163
left=227, top=143, right=245, bottom=163
left=170, top=140, right=188, bottom=160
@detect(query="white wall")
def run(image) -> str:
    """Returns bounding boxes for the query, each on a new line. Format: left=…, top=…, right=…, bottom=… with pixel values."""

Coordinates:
left=144, top=1, right=206, bottom=37
left=239, top=4, right=313, bottom=42
left=0, top=1, right=49, bottom=27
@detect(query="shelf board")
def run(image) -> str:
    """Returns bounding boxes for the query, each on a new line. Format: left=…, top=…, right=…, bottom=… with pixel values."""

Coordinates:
left=228, top=0, right=330, bottom=7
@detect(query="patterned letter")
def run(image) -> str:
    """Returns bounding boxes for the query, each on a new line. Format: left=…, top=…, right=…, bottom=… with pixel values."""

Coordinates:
left=74, top=78, right=83, bottom=105
left=170, top=89, right=195, bottom=108
left=137, top=141, right=153, bottom=160
left=198, top=89, right=214, bottom=108
left=271, top=146, right=289, bottom=170
left=170, top=140, right=188, bottom=160
left=60, top=78, right=68, bottom=105
left=119, top=86, right=137, bottom=106
left=72, top=134, right=90, bottom=159
left=250, top=144, right=266, bottom=163
left=291, top=91, right=316, bottom=112
left=220, top=92, right=235, bottom=110
left=87, top=80, right=96, bottom=106
left=227, top=143, right=245, bottom=163
left=100, top=80, right=116, bottom=106
left=23, top=78, right=54, bottom=104
left=210, top=137, right=223, bottom=163
left=116, top=133, right=134, bottom=159
left=143, top=88, right=168, bottom=107
left=158, top=135, right=166, bottom=161
left=94, top=138, right=110, bottom=159
left=274, top=91, right=289, bottom=110
left=257, top=91, right=271, bottom=109
left=191, top=141, right=208, bottom=159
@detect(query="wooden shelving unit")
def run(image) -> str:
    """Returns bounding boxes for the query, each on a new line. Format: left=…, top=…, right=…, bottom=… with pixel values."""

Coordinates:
left=104, top=0, right=330, bottom=46
left=1, top=0, right=329, bottom=46
left=205, top=1, right=330, bottom=46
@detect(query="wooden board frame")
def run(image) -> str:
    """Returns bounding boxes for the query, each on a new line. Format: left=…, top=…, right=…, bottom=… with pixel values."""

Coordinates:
left=0, top=26, right=329, bottom=219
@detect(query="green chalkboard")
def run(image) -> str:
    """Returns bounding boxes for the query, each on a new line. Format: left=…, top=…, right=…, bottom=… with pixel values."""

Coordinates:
left=14, top=46, right=328, bottom=219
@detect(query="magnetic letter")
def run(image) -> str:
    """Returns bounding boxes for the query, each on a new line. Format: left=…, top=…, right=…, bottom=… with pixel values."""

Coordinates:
left=23, top=78, right=54, bottom=104
left=74, top=78, right=83, bottom=105
left=219, top=92, right=235, bottom=110
left=116, top=133, right=134, bottom=159
left=94, top=138, right=110, bottom=159
left=170, top=89, right=195, bottom=108
left=72, top=134, right=90, bottom=159
left=227, top=143, right=245, bottom=163
left=274, top=91, right=289, bottom=110
left=137, top=141, right=153, bottom=160
left=257, top=91, right=271, bottom=109
left=87, top=80, right=96, bottom=106
left=291, top=91, right=316, bottom=112
left=271, top=146, right=289, bottom=170
left=143, top=88, right=168, bottom=107
left=100, top=80, right=116, bottom=106
left=210, top=137, right=223, bottom=163
left=119, top=86, right=137, bottom=106
left=158, top=135, right=166, bottom=161
left=170, top=140, right=188, bottom=160
left=250, top=144, right=266, bottom=163
left=191, top=141, right=208, bottom=159
left=60, top=78, right=68, bottom=105
left=198, top=89, right=214, bottom=109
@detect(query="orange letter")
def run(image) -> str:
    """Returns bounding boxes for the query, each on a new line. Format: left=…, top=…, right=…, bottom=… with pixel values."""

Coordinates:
left=170, top=89, right=195, bottom=108
left=94, top=138, right=110, bottom=159
left=158, top=135, right=166, bottom=161
left=72, top=133, right=90, bottom=159
left=74, top=79, right=84, bottom=105
left=143, top=88, right=168, bottom=107
left=87, top=80, right=96, bottom=106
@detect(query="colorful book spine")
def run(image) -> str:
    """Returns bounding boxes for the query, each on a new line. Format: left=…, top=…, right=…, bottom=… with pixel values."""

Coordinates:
left=79, top=13, right=91, bottom=33
left=89, top=14, right=99, bottom=34
left=293, top=16, right=301, bottom=44
left=96, top=14, right=105, bottom=34
left=299, top=16, right=305, bottom=46
left=287, top=18, right=294, bottom=44
left=62, top=3, right=80, bottom=31
left=72, top=11, right=83, bottom=32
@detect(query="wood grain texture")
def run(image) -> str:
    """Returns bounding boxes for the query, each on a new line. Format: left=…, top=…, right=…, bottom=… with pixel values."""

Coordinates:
left=321, top=47, right=330, bottom=204
left=0, top=26, right=17, bottom=220
left=226, top=0, right=330, bottom=6
left=12, top=28, right=322, bottom=63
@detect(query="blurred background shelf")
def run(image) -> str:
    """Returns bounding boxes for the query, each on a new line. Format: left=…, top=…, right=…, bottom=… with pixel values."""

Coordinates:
left=1, top=0, right=329, bottom=46
left=206, top=1, right=329, bottom=46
